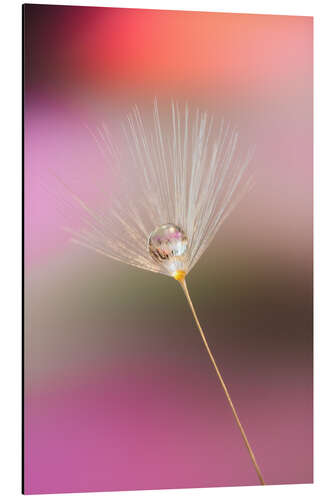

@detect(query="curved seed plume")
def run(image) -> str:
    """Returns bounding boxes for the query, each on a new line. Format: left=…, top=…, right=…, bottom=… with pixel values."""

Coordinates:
left=63, top=100, right=253, bottom=276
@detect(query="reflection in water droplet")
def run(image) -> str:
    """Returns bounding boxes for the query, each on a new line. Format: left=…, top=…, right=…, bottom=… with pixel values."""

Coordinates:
left=148, top=224, right=188, bottom=273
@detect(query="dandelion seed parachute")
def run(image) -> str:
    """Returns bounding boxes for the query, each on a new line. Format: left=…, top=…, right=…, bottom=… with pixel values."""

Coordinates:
left=61, top=100, right=264, bottom=485
left=67, top=100, right=253, bottom=279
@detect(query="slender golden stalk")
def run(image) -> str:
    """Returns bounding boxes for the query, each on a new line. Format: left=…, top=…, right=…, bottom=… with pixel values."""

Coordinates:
left=175, top=273, right=265, bottom=486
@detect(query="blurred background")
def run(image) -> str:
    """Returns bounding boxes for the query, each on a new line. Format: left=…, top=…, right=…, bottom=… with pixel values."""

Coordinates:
left=24, top=5, right=313, bottom=494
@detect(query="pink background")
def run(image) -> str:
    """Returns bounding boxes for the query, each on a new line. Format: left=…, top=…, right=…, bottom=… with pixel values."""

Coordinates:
left=24, top=5, right=313, bottom=494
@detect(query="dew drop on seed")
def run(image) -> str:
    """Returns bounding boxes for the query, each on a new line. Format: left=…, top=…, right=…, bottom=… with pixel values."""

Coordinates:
left=148, top=224, right=188, bottom=263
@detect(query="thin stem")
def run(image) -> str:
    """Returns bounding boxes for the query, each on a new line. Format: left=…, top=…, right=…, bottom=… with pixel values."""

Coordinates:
left=178, top=277, right=265, bottom=486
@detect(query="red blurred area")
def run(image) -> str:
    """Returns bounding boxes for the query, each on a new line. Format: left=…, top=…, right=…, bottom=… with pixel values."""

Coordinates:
left=25, top=6, right=312, bottom=98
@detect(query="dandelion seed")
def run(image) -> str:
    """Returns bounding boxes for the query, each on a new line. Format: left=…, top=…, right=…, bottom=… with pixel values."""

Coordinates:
left=61, top=100, right=264, bottom=485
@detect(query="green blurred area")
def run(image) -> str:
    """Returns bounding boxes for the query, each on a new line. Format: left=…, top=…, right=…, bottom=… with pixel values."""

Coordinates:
left=26, top=232, right=312, bottom=386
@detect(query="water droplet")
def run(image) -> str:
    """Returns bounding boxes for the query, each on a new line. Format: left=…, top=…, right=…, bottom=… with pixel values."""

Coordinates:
left=148, top=224, right=188, bottom=265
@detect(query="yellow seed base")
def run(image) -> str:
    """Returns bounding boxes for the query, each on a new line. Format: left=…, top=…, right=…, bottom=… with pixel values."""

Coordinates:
left=173, top=270, right=186, bottom=281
